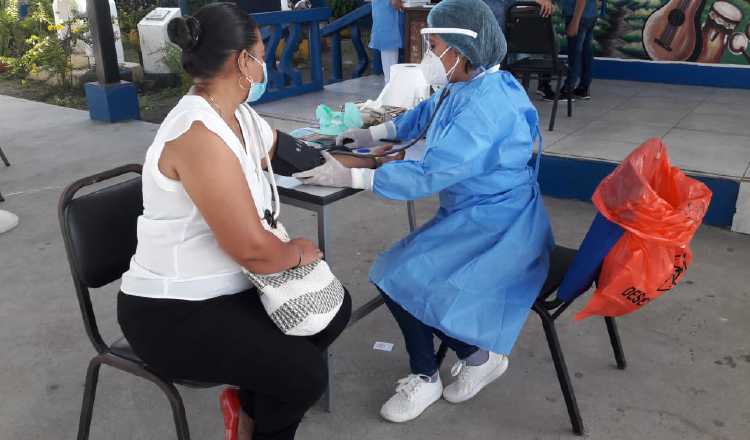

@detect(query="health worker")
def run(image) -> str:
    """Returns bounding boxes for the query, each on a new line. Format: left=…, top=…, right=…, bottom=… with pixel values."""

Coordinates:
left=295, top=0, right=554, bottom=423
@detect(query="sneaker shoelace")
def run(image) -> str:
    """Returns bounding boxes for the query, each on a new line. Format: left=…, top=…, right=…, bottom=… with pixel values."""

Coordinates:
left=395, top=374, right=432, bottom=400
left=450, top=359, right=474, bottom=385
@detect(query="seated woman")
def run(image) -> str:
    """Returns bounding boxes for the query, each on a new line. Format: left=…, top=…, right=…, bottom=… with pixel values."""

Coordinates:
left=295, top=0, right=553, bottom=423
left=117, top=3, right=351, bottom=440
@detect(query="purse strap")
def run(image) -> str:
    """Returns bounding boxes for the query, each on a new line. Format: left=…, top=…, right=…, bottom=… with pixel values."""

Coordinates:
left=243, top=104, right=281, bottom=226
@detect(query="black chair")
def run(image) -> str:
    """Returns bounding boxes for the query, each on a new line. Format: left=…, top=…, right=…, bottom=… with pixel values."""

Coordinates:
left=59, top=164, right=216, bottom=440
left=0, top=146, right=9, bottom=202
left=503, top=2, right=573, bottom=131
left=436, top=246, right=627, bottom=435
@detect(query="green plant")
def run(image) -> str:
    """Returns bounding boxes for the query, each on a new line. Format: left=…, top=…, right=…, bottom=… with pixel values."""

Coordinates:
left=11, top=9, right=90, bottom=89
left=330, top=0, right=360, bottom=19
left=163, top=43, right=191, bottom=94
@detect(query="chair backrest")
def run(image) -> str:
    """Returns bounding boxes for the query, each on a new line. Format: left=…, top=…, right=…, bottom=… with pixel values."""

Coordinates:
left=505, top=2, right=559, bottom=58
left=58, top=164, right=143, bottom=353
left=557, top=213, right=625, bottom=303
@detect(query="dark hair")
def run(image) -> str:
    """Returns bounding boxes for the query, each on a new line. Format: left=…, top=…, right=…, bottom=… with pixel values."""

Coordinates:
left=167, top=2, right=259, bottom=79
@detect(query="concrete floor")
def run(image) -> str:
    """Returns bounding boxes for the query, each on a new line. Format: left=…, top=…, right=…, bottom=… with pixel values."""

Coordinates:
left=1, top=87, right=749, bottom=440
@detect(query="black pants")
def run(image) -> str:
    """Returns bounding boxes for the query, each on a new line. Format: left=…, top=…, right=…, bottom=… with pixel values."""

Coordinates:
left=117, top=289, right=352, bottom=440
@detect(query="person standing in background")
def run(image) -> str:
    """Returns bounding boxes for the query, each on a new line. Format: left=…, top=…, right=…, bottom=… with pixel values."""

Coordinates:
left=370, top=0, right=405, bottom=83
left=558, top=0, right=599, bottom=100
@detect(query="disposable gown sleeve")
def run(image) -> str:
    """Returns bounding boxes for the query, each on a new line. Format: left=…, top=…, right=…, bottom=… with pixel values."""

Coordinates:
left=373, top=102, right=517, bottom=201
left=393, top=95, right=437, bottom=141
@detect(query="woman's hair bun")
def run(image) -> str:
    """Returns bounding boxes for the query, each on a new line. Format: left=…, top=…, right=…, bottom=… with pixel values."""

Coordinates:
left=167, top=16, right=201, bottom=52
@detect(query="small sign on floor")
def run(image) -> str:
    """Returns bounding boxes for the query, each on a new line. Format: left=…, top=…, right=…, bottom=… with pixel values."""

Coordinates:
left=373, top=341, right=394, bottom=352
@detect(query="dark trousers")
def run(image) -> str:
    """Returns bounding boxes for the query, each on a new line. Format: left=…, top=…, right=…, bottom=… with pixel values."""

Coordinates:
left=565, top=16, right=597, bottom=90
left=118, top=289, right=351, bottom=440
left=380, top=289, right=478, bottom=376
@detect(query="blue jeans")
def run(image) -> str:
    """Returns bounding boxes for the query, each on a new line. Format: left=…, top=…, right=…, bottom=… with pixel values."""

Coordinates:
left=380, top=289, right=478, bottom=376
left=565, top=16, right=597, bottom=90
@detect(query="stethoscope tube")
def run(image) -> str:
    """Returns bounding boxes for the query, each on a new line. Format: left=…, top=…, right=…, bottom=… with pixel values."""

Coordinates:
left=329, top=87, right=452, bottom=159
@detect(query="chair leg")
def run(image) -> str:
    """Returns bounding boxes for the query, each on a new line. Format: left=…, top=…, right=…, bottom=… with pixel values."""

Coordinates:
left=534, top=303, right=585, bottom=435
left=161, top=380, right=191, bottom=440
left=567, top=84, right=573, bottom=118
left=322, top=349, right=333, bottom=413
left=0, top=147, right=9, bottom=167
left=77, top=357, right=102, bottom=440
left=549, top=76, right=563, bottom=131
left=604, top=317, right=627, bottom=370
left=0, top=190, right=4, bottom=202
left=521, top=73, right=531, bottom=91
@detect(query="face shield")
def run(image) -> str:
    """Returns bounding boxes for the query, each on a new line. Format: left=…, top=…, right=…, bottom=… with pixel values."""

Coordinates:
left=418, top=27, right=478, bottom=86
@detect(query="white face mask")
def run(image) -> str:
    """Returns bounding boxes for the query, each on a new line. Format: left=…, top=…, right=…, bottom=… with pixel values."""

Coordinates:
left=418, top=47, right=460, bottom=86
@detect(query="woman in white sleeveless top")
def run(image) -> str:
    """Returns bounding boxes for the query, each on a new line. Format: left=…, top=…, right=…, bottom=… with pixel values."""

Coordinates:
left=116, top=4, right=351, bottom=440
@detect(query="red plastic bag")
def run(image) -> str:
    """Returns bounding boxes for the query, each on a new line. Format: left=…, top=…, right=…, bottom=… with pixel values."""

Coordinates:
left=576, top=138, right=712, bottom=320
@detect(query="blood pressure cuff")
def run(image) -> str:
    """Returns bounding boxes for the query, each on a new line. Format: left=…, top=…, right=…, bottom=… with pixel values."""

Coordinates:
left=271, top=131, right=325, bottom=176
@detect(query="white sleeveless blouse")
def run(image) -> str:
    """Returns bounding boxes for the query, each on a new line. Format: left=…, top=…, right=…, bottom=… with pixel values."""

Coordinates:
left=121, top=96, right=275, bottom=300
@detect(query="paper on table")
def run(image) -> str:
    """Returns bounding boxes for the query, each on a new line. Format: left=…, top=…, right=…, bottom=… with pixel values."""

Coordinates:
left=265, top=171, right=303, bottom=189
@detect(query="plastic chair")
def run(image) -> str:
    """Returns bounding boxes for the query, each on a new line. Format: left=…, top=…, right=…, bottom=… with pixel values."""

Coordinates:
left=58, top=164, right=217, bottom=440
left=503, top=2, right=573, bottom=131
left=436, top=218, right=628, bottom=436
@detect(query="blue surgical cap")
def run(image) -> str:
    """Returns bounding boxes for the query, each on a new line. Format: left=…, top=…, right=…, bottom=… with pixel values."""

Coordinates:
left=426, top=0, right=507, bottom=68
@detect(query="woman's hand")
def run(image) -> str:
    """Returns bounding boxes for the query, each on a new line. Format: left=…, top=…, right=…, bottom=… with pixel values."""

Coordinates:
left=535, top=0, right=554, bottom=17
left=289, top=238, right=323, bottom=266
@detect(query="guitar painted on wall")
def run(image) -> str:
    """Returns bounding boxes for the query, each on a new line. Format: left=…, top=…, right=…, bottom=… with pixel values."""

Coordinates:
left=642, top=0, right=707, bottom=61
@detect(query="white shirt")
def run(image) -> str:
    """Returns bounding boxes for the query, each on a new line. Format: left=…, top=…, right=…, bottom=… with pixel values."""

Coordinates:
left=120, top=96, right=275, bottom=300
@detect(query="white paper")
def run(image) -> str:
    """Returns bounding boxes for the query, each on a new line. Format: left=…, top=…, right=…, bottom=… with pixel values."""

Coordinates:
left=373, top=341, right=394, bottom=352
left=266, top=172, right=303, bottom=189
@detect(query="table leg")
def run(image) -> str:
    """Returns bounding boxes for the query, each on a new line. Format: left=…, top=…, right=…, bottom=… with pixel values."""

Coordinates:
left=316, top=205, right=333, bottom=413
left=407, top=201, right=417, bottom=232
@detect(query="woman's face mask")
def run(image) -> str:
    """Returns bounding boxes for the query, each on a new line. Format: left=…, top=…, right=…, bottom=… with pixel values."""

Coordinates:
left=418, top=42, right=461, bottom=86
left=239, top=50, right=268, bottom=103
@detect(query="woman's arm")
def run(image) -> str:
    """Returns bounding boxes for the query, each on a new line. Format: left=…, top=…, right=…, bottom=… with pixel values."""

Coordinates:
left=160, top=122, right=319, bottom=273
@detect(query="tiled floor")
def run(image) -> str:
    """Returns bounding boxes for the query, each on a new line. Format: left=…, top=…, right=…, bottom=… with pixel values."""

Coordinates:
left=258, top=76, right=750, bottom=180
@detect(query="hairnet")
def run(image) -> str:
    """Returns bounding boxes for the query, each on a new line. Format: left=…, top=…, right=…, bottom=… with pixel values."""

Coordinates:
left=426, top=0, right=507, bottom=68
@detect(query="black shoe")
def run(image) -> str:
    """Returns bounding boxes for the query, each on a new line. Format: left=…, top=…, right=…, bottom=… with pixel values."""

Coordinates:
left=541, top=85, right=576, bottom=102
left=573, top=87, right=591, bottom=100
left=537, top=84, right=555, bottom=101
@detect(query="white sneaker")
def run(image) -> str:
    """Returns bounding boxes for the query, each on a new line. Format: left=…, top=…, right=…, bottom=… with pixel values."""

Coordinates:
left=380, top=374, right=443, bottom=423
left=443, top=352, right=509, bottom=403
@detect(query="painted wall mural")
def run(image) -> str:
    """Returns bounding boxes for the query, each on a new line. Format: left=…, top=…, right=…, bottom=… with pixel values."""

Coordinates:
left=554, top=0, right=750, bottom=66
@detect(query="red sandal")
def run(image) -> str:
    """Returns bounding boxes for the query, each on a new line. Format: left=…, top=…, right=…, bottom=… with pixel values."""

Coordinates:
left=220, top=387, right=241, bottom=440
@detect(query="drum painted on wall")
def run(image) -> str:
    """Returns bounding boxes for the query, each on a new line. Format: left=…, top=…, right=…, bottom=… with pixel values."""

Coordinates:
left=696, top=1, right=744, bottom=63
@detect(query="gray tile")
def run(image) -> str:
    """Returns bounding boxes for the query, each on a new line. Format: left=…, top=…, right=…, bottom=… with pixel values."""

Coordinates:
left=635, top=84, right=713, bottom=100
left=703, top=87, right=750, bottom=105
left=614, top=96, right=703, bottom=112
left=662, top=129, right=750, bottom=177
left=678, top=112, right=750, bottom=137
left=575, top=120, right=671, bottom=144
left=545, top=134, right=639, bottom=162
left=692, top=100, right=746, bottom=116
left=324, top=76, right=385, bottom=95
left=603, top=108, right=690, bottom=127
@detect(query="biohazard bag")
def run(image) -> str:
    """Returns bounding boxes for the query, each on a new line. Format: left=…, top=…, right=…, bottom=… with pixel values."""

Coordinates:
left=576, top=138, right=712, bottom=320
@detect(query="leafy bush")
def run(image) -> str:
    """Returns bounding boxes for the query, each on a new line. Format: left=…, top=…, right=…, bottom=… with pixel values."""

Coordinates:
left=330, top=0, right=360, bottom=19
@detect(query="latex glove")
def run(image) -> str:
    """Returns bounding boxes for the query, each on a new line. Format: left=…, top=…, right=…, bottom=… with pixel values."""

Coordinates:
left=294, top=151, right=374, bottom=190
left=335, top=121, right=397, bottom=147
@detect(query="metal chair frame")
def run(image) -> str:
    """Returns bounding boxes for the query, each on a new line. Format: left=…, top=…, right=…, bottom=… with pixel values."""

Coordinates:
left=435, top=246, right=627, bottom=436
left=59, top=164, right=214, bottom=440
left=0, top=146, right=10, bottom=202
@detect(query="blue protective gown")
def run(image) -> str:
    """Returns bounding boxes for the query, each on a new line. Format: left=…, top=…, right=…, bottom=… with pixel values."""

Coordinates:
left=369, top=0, right=404, bottom=50
left=369, top=70, right=555, bottom=354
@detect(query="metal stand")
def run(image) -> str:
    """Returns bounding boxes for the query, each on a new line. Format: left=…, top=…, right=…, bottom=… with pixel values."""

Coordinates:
left=0, top=146, right=9, bottom=202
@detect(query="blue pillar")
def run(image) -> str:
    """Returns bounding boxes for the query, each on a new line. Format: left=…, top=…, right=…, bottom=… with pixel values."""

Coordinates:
left=84, top=0, right=139, bottom=122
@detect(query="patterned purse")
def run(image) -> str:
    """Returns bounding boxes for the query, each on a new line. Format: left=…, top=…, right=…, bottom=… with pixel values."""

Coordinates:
left=242, top=107, right=345, bottom=336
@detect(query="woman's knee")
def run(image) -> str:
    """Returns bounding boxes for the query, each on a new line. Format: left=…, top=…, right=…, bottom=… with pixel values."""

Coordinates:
left=290, top=355, right=328, bottom=406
